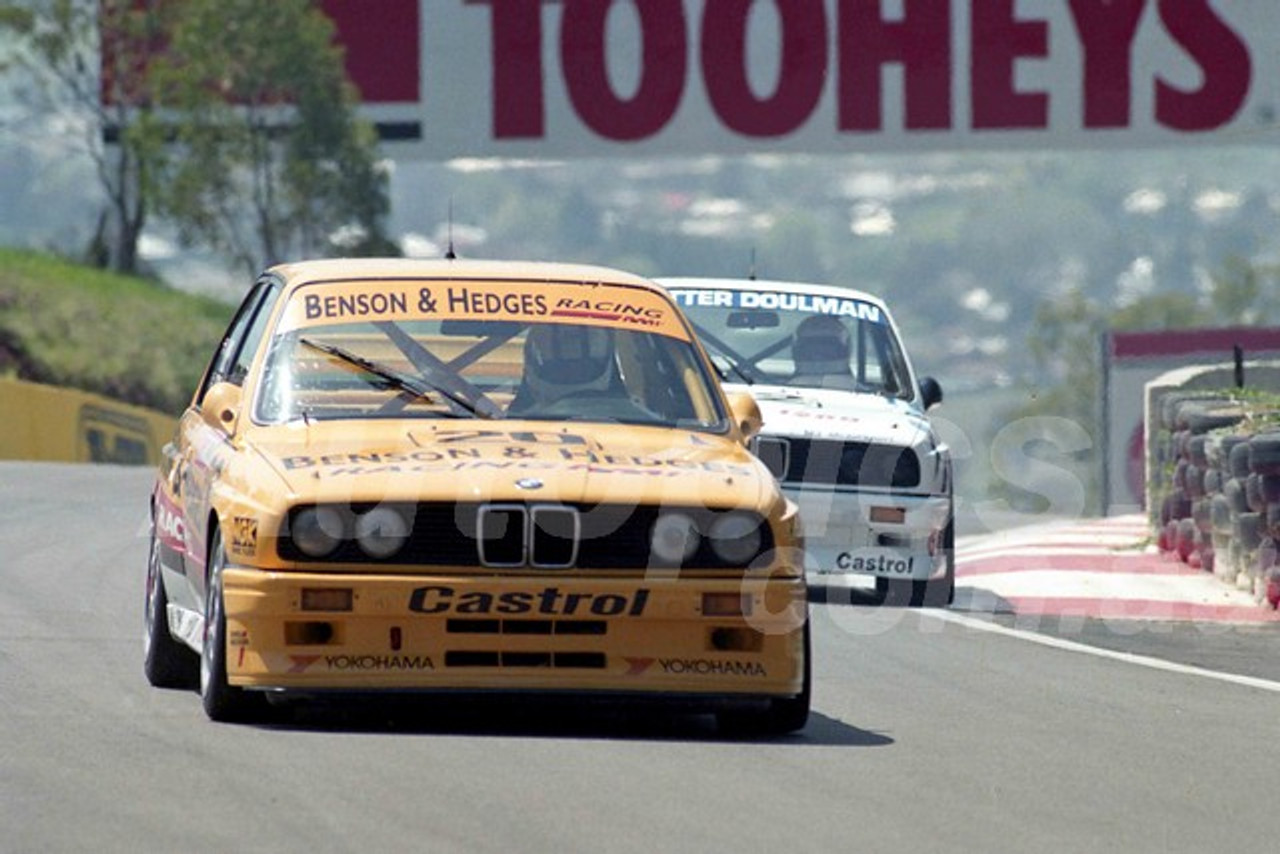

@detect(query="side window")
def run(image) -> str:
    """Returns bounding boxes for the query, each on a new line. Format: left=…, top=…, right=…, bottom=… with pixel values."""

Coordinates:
left=228, top=288, right=278, bottom=385
left=195, top=280, right=279, bottom=405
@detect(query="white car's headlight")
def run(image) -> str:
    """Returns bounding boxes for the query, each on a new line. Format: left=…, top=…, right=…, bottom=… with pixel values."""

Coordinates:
left=355, top=506, right=411, bottom=559
left=292, top=506, right=346, bottom=558
left=708, top=512, right=763, bottom=565
left=650, top=512, right=700, bottom=565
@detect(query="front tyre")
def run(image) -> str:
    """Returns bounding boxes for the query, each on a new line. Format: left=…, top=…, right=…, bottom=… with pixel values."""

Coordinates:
left=200, top=530, right=262, bottom=722
left=921, top=519, right=956, bottom=608
left=718, top=621, right=811, bottom=737
left=144, top=529, right=197, bottom=688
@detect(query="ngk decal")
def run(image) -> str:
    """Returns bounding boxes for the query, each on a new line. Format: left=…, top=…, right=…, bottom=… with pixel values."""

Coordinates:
left=229, top=517, right=259, bottom=557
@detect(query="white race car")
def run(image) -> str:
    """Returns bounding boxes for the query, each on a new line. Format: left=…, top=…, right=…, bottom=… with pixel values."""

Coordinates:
left=662, top=277, right=954, bottom=606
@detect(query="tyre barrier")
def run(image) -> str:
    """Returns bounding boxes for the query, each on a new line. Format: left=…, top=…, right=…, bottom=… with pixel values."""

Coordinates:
left=1149, top=391, right=1280, bottom=609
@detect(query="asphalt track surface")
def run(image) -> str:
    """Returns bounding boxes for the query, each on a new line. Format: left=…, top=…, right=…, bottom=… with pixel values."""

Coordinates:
left=2, top=462, right=1275, bottom=853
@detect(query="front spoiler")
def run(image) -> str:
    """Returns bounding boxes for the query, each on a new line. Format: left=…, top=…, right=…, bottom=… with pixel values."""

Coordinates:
left=219, top=568, right=808, bottom=698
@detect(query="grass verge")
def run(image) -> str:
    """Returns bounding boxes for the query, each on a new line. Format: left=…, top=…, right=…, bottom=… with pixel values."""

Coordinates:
left=0, top=248, right=234, bottom=415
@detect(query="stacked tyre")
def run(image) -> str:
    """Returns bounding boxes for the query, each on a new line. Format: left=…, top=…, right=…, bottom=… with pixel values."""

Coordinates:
left=1154, top=395, right=1244, bottom=575
left=1211, top=433, right=1253, bottom=586
left=1245, top=432, right=1280, bottom=608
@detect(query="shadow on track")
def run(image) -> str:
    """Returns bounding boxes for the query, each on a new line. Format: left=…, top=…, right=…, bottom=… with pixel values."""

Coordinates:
left=227, top=694, right=892, bottom=748
left=808, top=580, right=1018, bottom=616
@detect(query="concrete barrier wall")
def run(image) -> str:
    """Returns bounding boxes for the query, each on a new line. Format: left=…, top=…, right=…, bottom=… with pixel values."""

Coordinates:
left=0, top=377, right=177, bottom=466
left=1146, top=363, right=1280, bottom=610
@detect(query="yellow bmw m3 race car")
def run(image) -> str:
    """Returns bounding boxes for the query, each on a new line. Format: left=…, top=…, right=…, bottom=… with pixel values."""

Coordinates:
left=144, top=258, right=809, bottom=733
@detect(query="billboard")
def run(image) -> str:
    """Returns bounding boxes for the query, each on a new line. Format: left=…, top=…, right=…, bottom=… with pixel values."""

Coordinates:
left=320, top=0, right=1279, bottom=160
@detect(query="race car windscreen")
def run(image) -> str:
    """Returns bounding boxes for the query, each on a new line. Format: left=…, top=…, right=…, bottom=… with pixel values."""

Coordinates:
left=672, top=288, right=915, bottom=400
left=253, top=318, right=726, bottom=429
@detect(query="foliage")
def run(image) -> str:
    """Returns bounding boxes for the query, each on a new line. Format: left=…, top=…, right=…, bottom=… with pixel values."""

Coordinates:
left=150, top=0, right=395, bottom=275
left=0, top=0, right=394, bottom=277
left=0, top=247, right=232, bottom=412
left=0, top=0, right=174, bottom=274
left=994, top=255, right=1280, bottom=513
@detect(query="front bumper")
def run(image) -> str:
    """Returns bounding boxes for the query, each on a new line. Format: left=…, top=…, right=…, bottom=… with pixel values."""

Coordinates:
left=789, top=487, right=953, bottom=582
left=220, top=568, right=807, bottom=699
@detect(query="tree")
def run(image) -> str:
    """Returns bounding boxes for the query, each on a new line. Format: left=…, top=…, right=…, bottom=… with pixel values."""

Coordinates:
left=151, top=0, right=395, bottom=275
left=0, top=0, right=173, bottom=274
left=1208, top=257, right=1280, bottom=326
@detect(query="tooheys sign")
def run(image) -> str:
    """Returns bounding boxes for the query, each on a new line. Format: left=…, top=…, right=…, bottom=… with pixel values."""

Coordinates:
left=324, top=0, right=1275, bottom=159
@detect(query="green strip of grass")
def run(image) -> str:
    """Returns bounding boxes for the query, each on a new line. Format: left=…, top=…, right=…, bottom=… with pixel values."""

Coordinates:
left=0, top=248, right=235, bottom=414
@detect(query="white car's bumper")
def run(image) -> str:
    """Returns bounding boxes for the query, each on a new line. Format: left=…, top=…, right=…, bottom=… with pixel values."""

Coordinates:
left=788, top=487, right=952, bottom=582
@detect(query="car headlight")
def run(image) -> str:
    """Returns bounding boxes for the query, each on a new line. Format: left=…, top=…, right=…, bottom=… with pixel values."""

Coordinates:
left=708, top=512, right=763, bottom=565
left=650, top=512, right=700, bottom=565
left=355, top=506, right=411, bottom=559
left=292, top=506, right=346, bottom=558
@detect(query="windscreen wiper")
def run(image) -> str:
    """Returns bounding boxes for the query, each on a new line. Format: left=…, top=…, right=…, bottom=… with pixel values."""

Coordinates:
left=300, top=338, right=488, bottom=419
left=374, top=321, right=503, bottom=419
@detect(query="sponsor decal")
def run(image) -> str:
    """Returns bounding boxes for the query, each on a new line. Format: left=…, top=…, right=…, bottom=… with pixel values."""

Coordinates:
left=445, top=287, right=547, bottom=316
left=550, top=296, right=666, bottom=327
left=154, top=499, right=186, bottom=549
left=283, top=448, right=489, bottom=469
left=835, top=551, right=916, bottom=575
left=288, top=654, right=435, bottom=673
left=434, top=429, right=597, bottom=447
left=657, top=658, right=767, bottom=677
left=278, top=441, right=756, bottom=480
left=672, top=290, right=884, bottom=323
left=304, top=290, right=411, bottom=321
left=229, top=516, right=259, bottom=557
left=288, top=655, right=322, bottom=674
left=409, top=586, right=650, bottom=617
left=623, top=657, right=656, bottom=676
left=283, top=282, right=688, bottom=338
left=556, top=447, right=752, bottom=475
left=284, top=460, right=754, bottom=480
left=771, top=409, right=867, bottom=426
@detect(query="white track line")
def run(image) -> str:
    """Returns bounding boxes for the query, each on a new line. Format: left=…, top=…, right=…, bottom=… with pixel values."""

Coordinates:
left=937, top=610, right=1280, bottom=694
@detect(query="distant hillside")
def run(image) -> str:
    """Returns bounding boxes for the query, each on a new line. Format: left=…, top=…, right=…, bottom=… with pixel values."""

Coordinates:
left=0, top=248, right=234, bottom=415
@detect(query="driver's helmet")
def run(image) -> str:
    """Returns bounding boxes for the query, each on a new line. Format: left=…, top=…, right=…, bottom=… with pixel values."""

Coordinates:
left=792, top=314, right=852, bottom=376
left=522, top=324, right=617, bottom=403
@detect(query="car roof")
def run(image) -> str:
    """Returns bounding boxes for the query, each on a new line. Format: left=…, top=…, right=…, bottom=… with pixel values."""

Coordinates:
left=269, top=257, right=660, bottom=290
left=655, top=276, right=890, bottom=311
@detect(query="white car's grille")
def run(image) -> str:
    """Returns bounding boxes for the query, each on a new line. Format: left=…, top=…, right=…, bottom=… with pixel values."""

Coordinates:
left=754, top=436, right=920, bottom=488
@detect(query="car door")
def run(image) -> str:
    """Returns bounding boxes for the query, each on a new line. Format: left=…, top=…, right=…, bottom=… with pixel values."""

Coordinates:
left=174, top=278, right=280, bottom=607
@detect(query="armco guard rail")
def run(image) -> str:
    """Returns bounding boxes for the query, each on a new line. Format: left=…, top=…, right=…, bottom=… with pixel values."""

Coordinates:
left=0, top=377, right=176, bottom=466
left=1147, top=365, right=1280, bottom=611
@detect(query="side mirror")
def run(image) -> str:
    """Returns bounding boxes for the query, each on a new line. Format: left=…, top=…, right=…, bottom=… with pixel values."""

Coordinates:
left=201, top=381, right=243, bottom=436
left=726, top=391, right=763, bottom=443
left=919, top=376, right=943, bottom=411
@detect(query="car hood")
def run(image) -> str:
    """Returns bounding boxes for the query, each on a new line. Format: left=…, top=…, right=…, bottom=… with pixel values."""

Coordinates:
left=246, top=418, right=775, bottom=509
left=726, top=383, right=935, bottom=447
